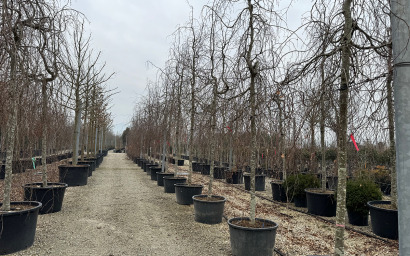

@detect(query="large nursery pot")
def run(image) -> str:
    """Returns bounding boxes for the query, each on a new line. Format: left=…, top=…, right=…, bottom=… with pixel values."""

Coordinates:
left=150, top=167, right=162, bottom=180
left=156, top=172, right=174, bottom=186
left=58, top=164, right=89, bottom=186
left=368, top=200, right=398, bottom=239
left=192, top=162, right=202, bottom=172
left=271, top=180, right=287, bottom=202
left=0, top=164, right=5, bottom=179
left=200, top=164, right=211, bottom=175
left=228, top=217, right=279, bottom=256
left=163, top=176, right=187, bottom=193
left=0, top=201, right=42, bottom=255
left=226, top=170, right=243, bottom=184
left=244, top=174, right=266, bottom=191
left=305, top=189, right=336, bottom=217
left=77, top=160, right=95, bottom=176
left=23, top=182, right=68, bottom=214
left=177, top=159, right=184, bottom=166
left=192, top=194, right=226, bottom=224
left=83, top=156, right=99, bottom=168
left=213, top=167, right=226, bottom=179
left=175, top=183, right=203, bottom=205
left=144, top=163, right=157, bottom=173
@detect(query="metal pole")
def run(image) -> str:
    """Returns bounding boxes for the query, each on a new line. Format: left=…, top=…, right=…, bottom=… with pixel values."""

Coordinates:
left=391, top=1, right=410, bottom=254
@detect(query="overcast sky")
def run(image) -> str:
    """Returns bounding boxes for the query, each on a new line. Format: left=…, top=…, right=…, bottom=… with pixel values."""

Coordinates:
left=70, top=0, right=308, bottom=135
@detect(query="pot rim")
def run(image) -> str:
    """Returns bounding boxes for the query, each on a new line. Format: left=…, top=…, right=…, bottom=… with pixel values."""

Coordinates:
left=192, top=194, right=226, bottom=202
left=228, top=216, right=278, bottom=231
left=175, top=183, right=203, bottom=188
left=367, top=200, right=398, bottom=213
left=0, top=201, right=42, bottom=216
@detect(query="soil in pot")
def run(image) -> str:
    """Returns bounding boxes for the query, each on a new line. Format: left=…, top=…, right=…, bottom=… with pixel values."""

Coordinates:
left=156, top=172, right=174, bottom=186
left=368, top=200, right=398, bottom=239
left=228, top=217, right=278, bottom=256
left=175, top=184, right=203, bottom=205
left=305, top=189, right=336, bottom=217
left=163, top=176, right=187, bottom=193
left=23, top=182, right=68, bottom=214
left=271, top=181, right=288, bottom=202
left=58, top=164, right=89, bottom=186
left=192, top=195, right=226, bottom=224
left=244, top=174, right=266, bottom=191
left=0, top=201, right=42, bottom=255
left=177, top=159, right=184, bottom=166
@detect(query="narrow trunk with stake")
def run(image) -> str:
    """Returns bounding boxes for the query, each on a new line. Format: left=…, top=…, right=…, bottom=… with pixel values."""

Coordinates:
left=334, top=0, right=352, bottom=254
left=390, top=0, right=410, bottom=253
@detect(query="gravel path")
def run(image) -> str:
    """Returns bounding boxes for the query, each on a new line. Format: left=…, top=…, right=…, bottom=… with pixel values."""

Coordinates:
left=12, top=152, right=231, bottom=256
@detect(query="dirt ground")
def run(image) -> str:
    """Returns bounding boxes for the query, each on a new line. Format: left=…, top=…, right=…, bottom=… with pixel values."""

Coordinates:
left=9, top=152, right=231, bottom=256
left=6, top=152, right=399, bottom=256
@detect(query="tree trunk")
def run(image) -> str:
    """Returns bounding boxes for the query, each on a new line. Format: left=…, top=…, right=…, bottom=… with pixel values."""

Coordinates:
left=41, top=80, right=48, bottom=187
left=386, top=45, right=397, bottom=209
left=1, top=52, right=18, bottom=211
left=320, top=48, right=327, bottom=192
left=334, top=0, right=352, bottom=255
left=72, top=86, right=82, bottom=165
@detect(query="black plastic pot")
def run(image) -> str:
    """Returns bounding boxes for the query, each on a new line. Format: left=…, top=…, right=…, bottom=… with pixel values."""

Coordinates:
left=156, top=172, right=174, bottom=186
left=150, top=167, right=162, bottom=180
left=58, top=164, right=89, bottom=186
left=271, top=181, right=286, bottom=202
left=226, top=170, right=243, bottom=184
left=244, top=174, right=266, bottom=191
left=0, top=201, right=42, bottom=255
left=0, top=164, right=5, bottom=179
left=368, top=200, right=398, bottom=239
left=175, top=184, right=203, bottom=205
left=213, top=167, right=226, bottom=179
left=177, top=159, right=184, bottom=166
left=200, top=164, right=210, bottom=175
left=77, top=161, right=94, bottom=176
left=192, top=195, right=226, bottom=224
left=84, top=157, right=98, bottom=168
left=347, top=210, right=368, bottom=226
left=144, top=163, right=157, bottom=173
left=23, top=182, right=68, bottom=214
left=163, top=177, right=187, bottom=193
left=305, top=189, right=336, bottom=217
left=228, top=217, right=279, bottom=256
left=192, top=162, right=202, bottom=172
left=294, top=196, right=307, bottom=208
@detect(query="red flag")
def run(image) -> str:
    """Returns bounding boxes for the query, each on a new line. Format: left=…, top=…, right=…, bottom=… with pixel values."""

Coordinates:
left=350, top=134, right=359, bottom=151
left=226, top=126, right=232, bottom=132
